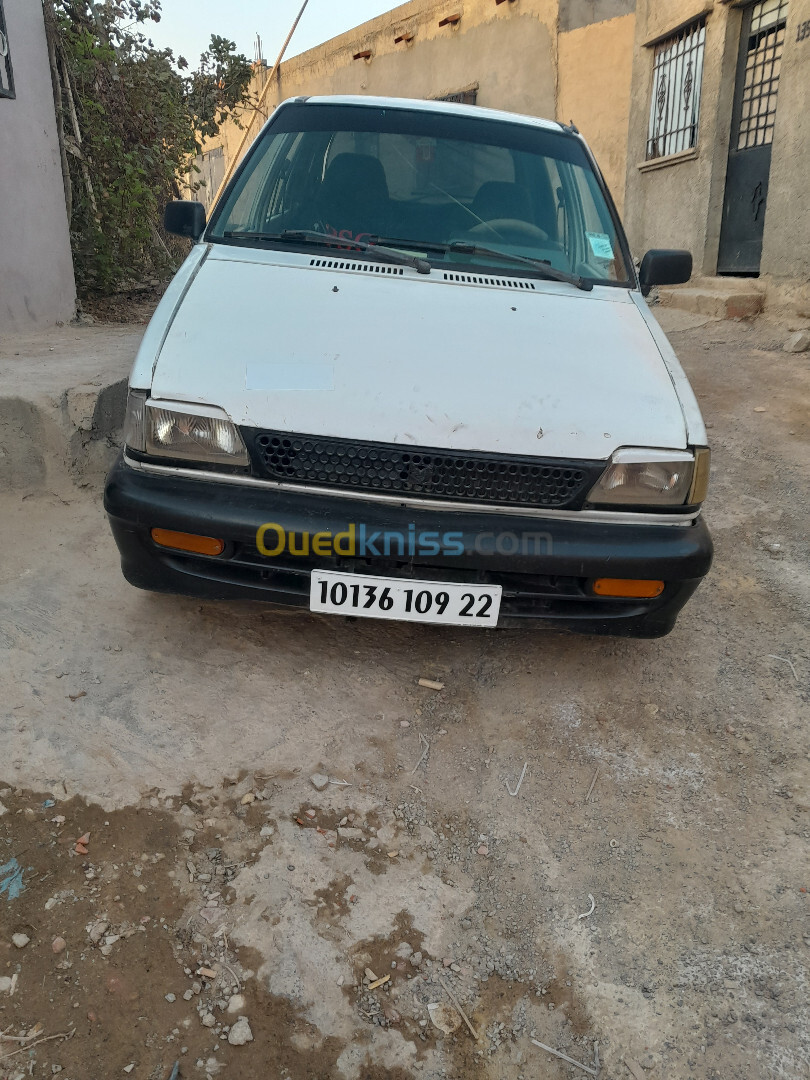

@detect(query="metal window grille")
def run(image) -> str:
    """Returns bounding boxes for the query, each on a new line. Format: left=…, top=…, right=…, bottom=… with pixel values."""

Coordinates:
left=0, top=0, right=14, bottom=100
left=736, top=0, right=788, bottom=150
left=646, top=18, right=706, bottom=160
left=436, top=89, right=478, bottom=106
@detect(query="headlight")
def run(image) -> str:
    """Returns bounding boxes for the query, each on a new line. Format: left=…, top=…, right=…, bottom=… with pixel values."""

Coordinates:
left=145, top=402, right=249, bottom=466
left=587, top=447, right=710, bottom=507
left=124, top=392, right=249, bottom=466
left=123, top=388, right=148, bottom=452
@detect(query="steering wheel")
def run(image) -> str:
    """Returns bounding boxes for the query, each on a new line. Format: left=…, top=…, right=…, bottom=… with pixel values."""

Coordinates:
left=466, top=218, right=549, bottom=244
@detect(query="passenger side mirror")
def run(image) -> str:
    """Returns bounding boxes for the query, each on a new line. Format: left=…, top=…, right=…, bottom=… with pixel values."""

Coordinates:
left=638, top=249, right=692, bottom=295
left=164, top=200, right=207, bottom=241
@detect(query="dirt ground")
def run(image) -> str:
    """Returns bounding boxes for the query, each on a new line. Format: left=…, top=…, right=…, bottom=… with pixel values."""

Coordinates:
left=0, top=313, right=808, bottom=1080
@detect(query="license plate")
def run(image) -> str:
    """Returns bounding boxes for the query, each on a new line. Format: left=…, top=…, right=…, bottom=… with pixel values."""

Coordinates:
left=310, top=571, right=502, bottom=627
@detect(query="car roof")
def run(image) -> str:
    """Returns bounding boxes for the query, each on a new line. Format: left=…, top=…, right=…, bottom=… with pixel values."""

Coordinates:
left=290, top=94, right=574, bottom=137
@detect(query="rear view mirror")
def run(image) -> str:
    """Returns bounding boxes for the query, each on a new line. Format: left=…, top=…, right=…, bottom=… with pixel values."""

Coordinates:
left=639, top=249, right=692, bottom=295
left=164, top=201, right=207, bottom=241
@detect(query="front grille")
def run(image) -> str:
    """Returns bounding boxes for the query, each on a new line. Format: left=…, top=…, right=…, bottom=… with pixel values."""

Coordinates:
left=247, top=430, right=602, bottom=509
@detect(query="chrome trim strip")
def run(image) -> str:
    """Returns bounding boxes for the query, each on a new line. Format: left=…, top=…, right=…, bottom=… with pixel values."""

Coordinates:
left=122, top=453, right=700, bottom=527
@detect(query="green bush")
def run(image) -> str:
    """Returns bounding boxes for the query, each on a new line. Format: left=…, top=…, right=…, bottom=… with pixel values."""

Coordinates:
left=47, top=1, right=253, bottom=295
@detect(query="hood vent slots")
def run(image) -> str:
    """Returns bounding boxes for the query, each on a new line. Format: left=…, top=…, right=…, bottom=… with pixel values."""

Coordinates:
left=309, top=258, right=404, bottom=275
left=443, top=272, right=536, bottom=289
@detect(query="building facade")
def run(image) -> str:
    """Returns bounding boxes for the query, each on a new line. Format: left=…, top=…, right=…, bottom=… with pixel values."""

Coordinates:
left=624, top=0, right=810, bottom=311
left=0, top=0, right=76, bottom=333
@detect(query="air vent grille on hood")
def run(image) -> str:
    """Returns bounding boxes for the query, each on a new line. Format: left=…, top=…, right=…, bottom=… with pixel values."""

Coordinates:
left=309, top=258, right=404, bottom=275
left=443, top=273, right=536, bottom=289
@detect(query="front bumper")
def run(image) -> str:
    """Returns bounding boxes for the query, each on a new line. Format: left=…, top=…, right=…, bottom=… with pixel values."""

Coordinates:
left=103, top=454, right=713, bottom=637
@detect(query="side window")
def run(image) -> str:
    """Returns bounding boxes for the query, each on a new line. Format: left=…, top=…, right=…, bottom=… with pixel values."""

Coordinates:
left=0, top=0, right=15, bottom=100
left=223, top=132, right=294, bottom=231
left=563, top=161, right=628, bottom=279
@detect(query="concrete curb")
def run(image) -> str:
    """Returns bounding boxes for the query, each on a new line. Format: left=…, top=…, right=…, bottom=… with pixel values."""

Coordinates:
left=0, top=325, right=141, bottom=494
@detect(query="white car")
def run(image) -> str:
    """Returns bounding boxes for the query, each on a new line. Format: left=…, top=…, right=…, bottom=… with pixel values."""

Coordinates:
left=105, top=95, right=712, bottom=636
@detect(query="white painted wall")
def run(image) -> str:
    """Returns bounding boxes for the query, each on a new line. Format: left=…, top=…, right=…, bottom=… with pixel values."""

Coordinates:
left=0, top=0, right=76, bottom=333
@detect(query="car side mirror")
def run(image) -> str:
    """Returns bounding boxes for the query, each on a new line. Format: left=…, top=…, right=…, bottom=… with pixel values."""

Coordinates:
left=164, top=200, right=207, bottom=241
left=638, top=249, right=692, bottom=296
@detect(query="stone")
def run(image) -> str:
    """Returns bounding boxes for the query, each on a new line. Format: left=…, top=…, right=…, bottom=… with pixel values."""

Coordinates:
left=88, top=920, right=109, bottom=944
left=165, top=993, right=176, bottom=1003
left=227, top=1016, right=253, bottom=1046
left=123, top=1067, right=135, bottom=1075
left=259, top=825, right=274, bottom=838
left=338, top=827, right=364, bottom=841
left=427, top=1002, right=461, bottom=1034
left=409, top=951, right=423, bottom=967
left=11, top=934, right=30, bottom=949
left=784, top=330, right=810, bottom=353
left=201, top=1013, right=216, bottom=1028
left=0, top=977, right=14, bottom=993
left=52, top=937, right=67, bottom=954
left=227, top=994, right=246, bottom=1013
left=309, top=773, right=329, bottom=791
left=183, top=990, right=194, bottom=1001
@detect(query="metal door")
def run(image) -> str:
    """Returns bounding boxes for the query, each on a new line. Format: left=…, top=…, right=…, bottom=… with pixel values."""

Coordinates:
left=718, top=1, right=789, bottom=274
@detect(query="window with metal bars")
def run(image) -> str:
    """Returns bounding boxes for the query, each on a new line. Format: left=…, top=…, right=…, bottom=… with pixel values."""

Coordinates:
left=0, top=0, right=15, bottom=99
left=646, top=18, right=706, bottom=160
left=735, top=0, right=788, bottom=150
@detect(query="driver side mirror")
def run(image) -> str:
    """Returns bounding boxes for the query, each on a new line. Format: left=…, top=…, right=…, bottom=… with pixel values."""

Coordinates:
left=638, top=249, right=692, bottom=296
left=164, top=200, right=207, bottom=241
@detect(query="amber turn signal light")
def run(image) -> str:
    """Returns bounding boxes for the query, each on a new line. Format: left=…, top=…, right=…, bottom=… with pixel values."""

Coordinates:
left=151, top=529, right=225, bottom=556
left=593, top=578, right=665, bottom=599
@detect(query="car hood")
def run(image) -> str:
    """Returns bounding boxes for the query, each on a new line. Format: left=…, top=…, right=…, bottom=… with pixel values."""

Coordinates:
left=150, top=247, right=687, bottom=460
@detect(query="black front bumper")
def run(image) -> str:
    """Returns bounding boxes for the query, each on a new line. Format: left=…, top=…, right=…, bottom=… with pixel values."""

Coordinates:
left=103, top=455, right=713, bottom=637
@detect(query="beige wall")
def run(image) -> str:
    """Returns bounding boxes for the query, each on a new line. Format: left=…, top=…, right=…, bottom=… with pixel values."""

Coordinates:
left=200, top=0, right=637, bottom=211
left=557, top=12, right=636, bottom=209
left=0, top=0, right=76, bottom=332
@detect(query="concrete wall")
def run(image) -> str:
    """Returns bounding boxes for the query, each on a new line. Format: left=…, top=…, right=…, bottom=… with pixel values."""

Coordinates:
left=0, top=0, right=76, bottom=333
left=557, top=10, right=636, bottom=209
left=622, top=1, right=738, bottom=272
left=199, top=0, right=637, bottom=212
left=760, top=0, right=810, bottom=312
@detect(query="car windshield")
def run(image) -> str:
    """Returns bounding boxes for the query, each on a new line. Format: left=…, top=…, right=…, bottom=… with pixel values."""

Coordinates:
left=208, top=102, right=631, bottom=286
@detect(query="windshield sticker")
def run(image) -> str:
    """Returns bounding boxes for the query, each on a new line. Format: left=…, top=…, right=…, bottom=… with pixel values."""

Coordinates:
left=587, top=232, right=614, bottom=260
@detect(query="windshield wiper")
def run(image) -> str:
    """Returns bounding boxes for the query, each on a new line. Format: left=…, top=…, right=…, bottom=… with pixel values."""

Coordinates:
left=222, top=229, right=431, bottom=275
left=447, top=241, right=593, bottom=292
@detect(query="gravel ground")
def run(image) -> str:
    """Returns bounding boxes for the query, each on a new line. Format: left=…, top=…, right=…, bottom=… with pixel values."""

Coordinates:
left=1, top=315, right=808, bottom=1080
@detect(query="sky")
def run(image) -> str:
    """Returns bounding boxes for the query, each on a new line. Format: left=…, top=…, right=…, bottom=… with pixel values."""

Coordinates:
left=145, top=0, right=399, bottom=67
